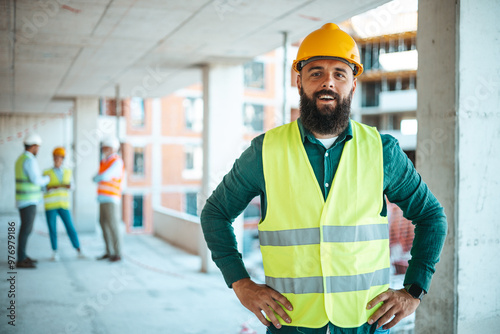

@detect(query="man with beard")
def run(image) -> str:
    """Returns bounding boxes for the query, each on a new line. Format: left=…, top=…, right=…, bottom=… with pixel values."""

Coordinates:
left=200, top=23, right=447, bottom=334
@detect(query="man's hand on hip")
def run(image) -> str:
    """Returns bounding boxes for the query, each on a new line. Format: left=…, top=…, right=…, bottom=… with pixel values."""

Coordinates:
left=366, top=288, right=420, bottom=330
left=232, top=278, right=293, bottom=329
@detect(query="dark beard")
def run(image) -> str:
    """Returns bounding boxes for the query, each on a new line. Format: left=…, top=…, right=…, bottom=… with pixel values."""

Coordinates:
left=299, top=87, right=352, bottom=136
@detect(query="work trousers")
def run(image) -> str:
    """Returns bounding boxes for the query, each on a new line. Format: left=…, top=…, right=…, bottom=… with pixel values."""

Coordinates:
left=17, top=205, right=37, bottom=261
left=99, top=202, right=121, bottom=256
left=45, top=208, right=80, bottom=251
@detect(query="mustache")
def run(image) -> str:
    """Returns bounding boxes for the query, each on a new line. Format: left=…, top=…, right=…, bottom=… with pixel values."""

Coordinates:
left=313, top=89, right=340, bottom=100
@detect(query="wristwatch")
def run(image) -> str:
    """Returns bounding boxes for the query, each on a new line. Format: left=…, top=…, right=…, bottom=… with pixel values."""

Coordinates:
left=404, top=284, right=426, bottom=301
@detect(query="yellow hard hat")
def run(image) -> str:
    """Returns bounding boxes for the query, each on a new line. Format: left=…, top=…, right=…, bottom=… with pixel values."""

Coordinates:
left=292, top=23, right=363, bottom=77
left=53, top=147, right=66, bottom=157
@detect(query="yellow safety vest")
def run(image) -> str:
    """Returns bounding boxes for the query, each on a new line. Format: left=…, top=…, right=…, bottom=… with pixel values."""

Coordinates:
left=43, top=168, right=72, bottom=210
left=15, top=153, right=42, bottom=202
left=260, top=120, right=390, bottom=328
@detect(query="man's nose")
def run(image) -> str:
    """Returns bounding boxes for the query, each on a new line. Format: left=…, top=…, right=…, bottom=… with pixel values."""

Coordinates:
left=322, top=73, right=335, bottom=89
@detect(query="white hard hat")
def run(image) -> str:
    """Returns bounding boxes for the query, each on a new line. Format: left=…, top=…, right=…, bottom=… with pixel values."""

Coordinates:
left=101, top=136, right=120, bottom=150
left=24, top=133, right=42, bottom=146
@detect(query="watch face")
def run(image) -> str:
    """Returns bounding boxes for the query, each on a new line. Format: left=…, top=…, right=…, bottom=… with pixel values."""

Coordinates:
left=408, top=284, right=424, bottom=299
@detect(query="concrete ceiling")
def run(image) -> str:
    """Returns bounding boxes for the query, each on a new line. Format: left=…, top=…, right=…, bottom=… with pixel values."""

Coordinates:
left=0, top=0, right=389, bottom=114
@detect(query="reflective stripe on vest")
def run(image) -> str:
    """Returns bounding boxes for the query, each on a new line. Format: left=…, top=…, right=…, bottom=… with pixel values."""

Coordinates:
left=259, top=224, right=389, bottom=246
left=97, top=154, right=123, bottom=199
left=43, top=168, right=72, bottom=210
left=260, top=120, right=389, bottom=328
left=15, top=153, right=42, bottom=202
left=266, top=267, right=390, bottom=294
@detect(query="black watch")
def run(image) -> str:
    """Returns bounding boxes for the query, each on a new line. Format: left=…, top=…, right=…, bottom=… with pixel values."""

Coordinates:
left=404, top=284, right=426, bottom=301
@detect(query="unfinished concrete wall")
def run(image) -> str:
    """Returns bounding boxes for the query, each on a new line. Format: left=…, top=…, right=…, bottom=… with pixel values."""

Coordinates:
left=153, top=207, right=202, bottom=256
left=416, top=1, right=457, bottom=331
left=417, top=0, right=500, bottom=332
left=72, top=98, right=100, bottom=233
left=455, top=0, right=500, bottom=332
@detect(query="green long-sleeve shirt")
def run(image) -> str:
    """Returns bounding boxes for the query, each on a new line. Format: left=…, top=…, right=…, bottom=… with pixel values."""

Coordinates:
left=201, top=119, right=447, bottom=334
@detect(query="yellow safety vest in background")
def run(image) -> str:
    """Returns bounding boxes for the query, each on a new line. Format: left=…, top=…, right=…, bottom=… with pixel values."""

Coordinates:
left=260, top=120, right=390, bottom=328
left=15, top=153, right=42, bottom=202
left=43, top=168, right=72, bottom=210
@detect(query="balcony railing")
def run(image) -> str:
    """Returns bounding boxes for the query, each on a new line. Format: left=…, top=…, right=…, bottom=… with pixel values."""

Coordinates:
left=379, top=89, right=417, bottom=112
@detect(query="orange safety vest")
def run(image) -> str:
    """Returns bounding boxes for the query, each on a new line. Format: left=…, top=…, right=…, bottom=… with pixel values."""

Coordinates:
left=97, top=154, right=124, bottom=199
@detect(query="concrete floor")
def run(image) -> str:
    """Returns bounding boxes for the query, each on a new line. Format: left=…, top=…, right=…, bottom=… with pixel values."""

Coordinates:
left=0, top=213, right=265, bottom=334
left=0, top=212, right=416, bottom=334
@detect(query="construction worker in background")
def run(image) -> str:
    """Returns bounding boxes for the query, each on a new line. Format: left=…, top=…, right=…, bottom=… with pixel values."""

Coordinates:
left=200, top=23, right=447, bottom=334
left=43, top=147, right=85, bottom=261
left=15, top=133, right=50, bottom=269
left=93, top=136, right=124, bottom=262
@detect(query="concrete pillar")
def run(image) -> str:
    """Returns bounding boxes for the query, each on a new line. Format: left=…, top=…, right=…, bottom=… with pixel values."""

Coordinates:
left=200, top=64, right=245, bottom=273
left=417, top=0, right=500, bottom=332
left=72, top=97, right=100, bottom=233
left=151, top=98, right=162, bottom=208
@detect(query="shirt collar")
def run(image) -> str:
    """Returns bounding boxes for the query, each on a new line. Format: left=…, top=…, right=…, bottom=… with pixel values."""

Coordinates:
left=296, top=118, right=353, bottom=146
left=24, top=151, right=35, bottom=158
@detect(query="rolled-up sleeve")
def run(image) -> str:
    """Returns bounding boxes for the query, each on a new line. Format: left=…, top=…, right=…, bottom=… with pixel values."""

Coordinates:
left=24, top=157, right=50, bottom=187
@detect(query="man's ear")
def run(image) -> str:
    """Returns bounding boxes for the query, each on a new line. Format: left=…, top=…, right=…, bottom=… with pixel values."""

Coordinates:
left=352, top=78, right=357, bottom=95
left=296, top=74, right=302, bottom=94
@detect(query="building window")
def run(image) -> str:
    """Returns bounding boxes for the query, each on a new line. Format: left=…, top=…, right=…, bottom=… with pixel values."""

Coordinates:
left=244, top=61, right=265, bottom=89
left=99, top=98, right=121, bottom=116
left=130, top=97, right=145, bottom=128
left=132, top=195, right=143, bottom=228
left=182, top=145, right=203, bottom=179
left=185, top=147, right=194, bottom=170
left=388, top=39, right=396, bottom=53
left=243, top=103, right=264, bottom=132
left=362, top=82, right=381, bottom=107
left=395, top=77, right=403, bottom=90
left=410, top=37, right=416, bottom=50
left=362, top=44, right=372, bottom=70
left=409, top=75, right=416, bottom=89
left=183, top=97, right=203, bottom=131
left=371, top=43, right=379, bottom=70
left=361, top=37, right=417, bottom=73
left=133, top=146, right=145, bottom=176
left=382, top=76, right=417, bottom=92
left=99, top=98, right=106, bottom=115
left=185, top=192, right=198, bottom=216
